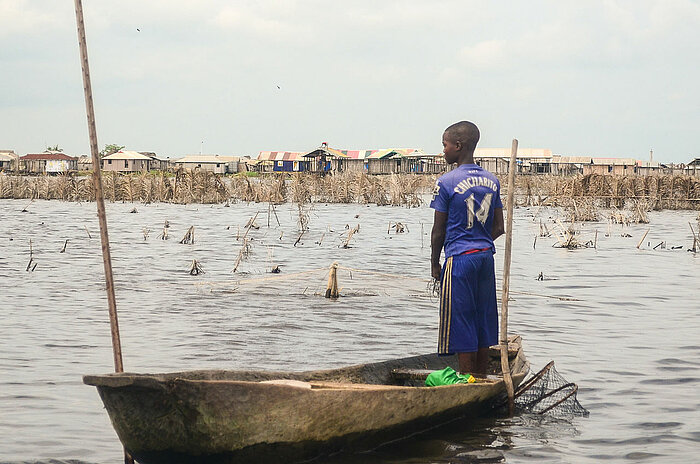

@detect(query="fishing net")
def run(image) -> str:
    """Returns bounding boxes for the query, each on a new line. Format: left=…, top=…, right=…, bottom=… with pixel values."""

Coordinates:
left=194, top=264, right=439, bottom=300
left=508, top=361, right=589, bottom=418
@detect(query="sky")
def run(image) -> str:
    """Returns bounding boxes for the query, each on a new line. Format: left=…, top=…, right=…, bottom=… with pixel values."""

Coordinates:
left=1, top=0, right=698, bottom=163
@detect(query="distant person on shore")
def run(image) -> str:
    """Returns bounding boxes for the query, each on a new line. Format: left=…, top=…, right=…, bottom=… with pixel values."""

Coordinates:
left=430, top=121, right=505, bottom=376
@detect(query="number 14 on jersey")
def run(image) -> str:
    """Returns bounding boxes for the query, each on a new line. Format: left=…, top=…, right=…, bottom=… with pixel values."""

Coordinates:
left=465, top=193, right=492, bottom=229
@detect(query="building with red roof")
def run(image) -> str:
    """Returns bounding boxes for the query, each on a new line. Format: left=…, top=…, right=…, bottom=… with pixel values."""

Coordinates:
left=20, top=152, right=78, bottom=174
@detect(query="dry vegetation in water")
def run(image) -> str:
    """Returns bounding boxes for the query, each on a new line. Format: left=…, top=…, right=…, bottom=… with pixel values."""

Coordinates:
left=517, top=174, right=700, bottom=212
left=0, top=171, right=433, bottom=206
left=2, top=171, right=698, bottom=213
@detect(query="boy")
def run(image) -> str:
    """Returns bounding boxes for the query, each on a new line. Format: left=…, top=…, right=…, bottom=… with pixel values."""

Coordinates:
left=430, top=121, right=505, bottom=376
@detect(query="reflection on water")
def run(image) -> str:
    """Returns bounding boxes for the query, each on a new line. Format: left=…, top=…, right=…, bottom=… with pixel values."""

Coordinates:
left=0, top=199, right=698, bottom=463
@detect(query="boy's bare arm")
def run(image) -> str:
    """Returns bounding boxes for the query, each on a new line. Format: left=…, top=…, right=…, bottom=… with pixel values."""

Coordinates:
left=491, top=207, right=505, bottom=240
left=431, top=210, right=448, bottom=280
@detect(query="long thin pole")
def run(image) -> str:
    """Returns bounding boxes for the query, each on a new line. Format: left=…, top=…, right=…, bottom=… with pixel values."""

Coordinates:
left=73, top=0, right=124, bottom=374
left=73, top=3, right=133, bottom=463
left=499, top=138, right=518, bottom=415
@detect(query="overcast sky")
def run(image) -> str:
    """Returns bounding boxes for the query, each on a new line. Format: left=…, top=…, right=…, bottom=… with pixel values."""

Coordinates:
left=1, top=0, right=698, bottom=162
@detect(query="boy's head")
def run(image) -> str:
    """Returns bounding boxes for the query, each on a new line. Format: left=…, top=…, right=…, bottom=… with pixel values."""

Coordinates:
left=442, top=121, right=480, bottom=164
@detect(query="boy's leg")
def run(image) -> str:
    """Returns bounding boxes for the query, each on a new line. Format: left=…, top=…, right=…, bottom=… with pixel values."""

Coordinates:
left=475, top=253, right=498, bottom=377
left=475, top=347, right=490, bottom=376
left=460, top=349, right=489, bottom=376
left=458, top=351, right=477, bottom=375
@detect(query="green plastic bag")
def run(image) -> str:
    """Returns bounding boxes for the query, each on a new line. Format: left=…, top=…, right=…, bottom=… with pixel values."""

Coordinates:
left=425, top=366, right=475, bottom=387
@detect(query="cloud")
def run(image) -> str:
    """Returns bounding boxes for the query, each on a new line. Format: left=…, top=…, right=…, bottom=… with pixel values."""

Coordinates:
left=459, top=39, right=509, bottom=70
left=212, top=3, right=309, bottom=42
left=0, top=0, right=61, bottom=35
left=0, top=0, right=697, bottom=161
left=456, top=2, right=699, bottom=72
left=214, top=7, right=289, bottom=35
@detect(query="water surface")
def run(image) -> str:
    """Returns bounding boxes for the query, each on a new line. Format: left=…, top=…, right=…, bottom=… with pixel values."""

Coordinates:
left=1, top=199, right=698, bottom=463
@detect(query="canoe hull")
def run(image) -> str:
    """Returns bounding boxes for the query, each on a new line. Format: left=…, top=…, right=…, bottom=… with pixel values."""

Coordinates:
left=86, top=345, right=528, bottom=463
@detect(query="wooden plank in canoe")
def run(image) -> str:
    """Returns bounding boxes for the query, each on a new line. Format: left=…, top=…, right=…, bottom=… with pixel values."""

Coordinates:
left=488, top=334, right=521, bottom=358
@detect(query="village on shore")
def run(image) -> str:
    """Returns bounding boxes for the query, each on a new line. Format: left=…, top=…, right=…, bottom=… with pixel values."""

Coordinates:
left=1, top=143, right=699, bottom=177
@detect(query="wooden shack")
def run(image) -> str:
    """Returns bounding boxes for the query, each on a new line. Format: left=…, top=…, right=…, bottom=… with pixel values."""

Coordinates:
left=473, top=148, right=553, bottom=175
left=101, top=151, right=159, bottom=173
left=334, top=150, right=378, bottom=173
left=403, top=153, right=446, bottom=174
left=20, top=152, right=78, bottom=174
left=174, top=155, right=240, bottom=174
left=635, top=160, right=662, bottom=176
left=322, top=148, right=426, bottom=175
left=257, top=152, right=308, bottom=172
left=586, top=158, right=638, bottom=176
left=549, top=156, right=593, bottom=176
left=365, top=149, right=421, bottom=175
left=303, top=144, right=347, bottom=173
left=0, top=150, right=19, bottom=172
left=77, top=154, right=92, bottom=171
left=679, top=158, right=699, bottom=177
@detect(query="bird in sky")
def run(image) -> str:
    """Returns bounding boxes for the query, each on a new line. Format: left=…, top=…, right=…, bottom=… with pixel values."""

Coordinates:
left=276, top=85, right=281, bottom=89
left=137, top=28, right=140, bottom=32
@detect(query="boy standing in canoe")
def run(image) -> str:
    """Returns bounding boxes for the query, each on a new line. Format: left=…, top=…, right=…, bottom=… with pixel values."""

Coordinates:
left=430, top=121, right=505, bottom=376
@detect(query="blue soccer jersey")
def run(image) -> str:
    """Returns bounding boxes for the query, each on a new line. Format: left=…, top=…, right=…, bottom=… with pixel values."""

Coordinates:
left=430, top=164, right=503, bottom=257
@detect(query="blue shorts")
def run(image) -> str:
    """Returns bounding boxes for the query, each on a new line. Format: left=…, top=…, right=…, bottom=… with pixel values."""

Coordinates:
left=438, top=251, right=498, bottom=354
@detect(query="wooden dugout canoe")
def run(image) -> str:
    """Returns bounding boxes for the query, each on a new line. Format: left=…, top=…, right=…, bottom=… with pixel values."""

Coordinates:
left=84, top=336, right=528, bottom=464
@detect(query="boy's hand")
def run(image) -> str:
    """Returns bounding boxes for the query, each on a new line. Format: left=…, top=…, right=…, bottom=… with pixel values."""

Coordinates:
left=431, top=263, right=441, bottom=281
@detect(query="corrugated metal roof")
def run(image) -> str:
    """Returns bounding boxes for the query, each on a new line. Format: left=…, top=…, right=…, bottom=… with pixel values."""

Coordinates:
left=260, top=147, right=425, bottom=160
left=0, top=153, right=19, bottom=161
left=176, top=155, right=239, bottom=164
left=591, top=158, right=637, bottom=165
left=300, top=147, right=425, bottom=160
left=21, top=153, right=76, bottom=161
left=387, top=148, right=424, bottom=158
left=257, top=151, right=306, bottom=161
left=554, top=156, right=593, bottom=164
left=327, top=148, right=349, bottom=158
left=102, top=151, right=154, bottom=161
left=636, top=160, right=660, bottom=167
left=336, top=149, right=379, bottom=160
left=301, top=146, right=349, bottom=159
left=474, top=148, right=553, bottom=158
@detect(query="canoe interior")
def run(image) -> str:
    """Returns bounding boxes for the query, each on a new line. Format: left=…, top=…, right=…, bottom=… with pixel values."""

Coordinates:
left=84, top=336, right=525, bottom=389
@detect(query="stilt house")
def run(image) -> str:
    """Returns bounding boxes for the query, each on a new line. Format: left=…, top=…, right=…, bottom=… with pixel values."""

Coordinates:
left=20, top=152, right=78, bottom=174
left=257, top=152, right=308, bottom=172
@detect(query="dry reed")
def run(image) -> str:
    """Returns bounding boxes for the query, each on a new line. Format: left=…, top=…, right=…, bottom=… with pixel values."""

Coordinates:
left=2, top=172, right=698, bottom=210
left=518, top=174, right=700, bottom=211
left=0, top=171, right=433, bottom=206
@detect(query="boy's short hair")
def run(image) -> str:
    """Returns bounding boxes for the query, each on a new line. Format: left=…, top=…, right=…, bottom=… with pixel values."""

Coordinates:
left=444, top=121, right=480, bottom=152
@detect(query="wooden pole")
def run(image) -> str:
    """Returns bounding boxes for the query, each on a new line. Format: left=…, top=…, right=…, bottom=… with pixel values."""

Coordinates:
left=636, top=228, right=650, bottom=249
left=325, top=262, right=339, bottom=298
left=73, top=0, right=124, bottom=373
left=73, top=2, right=132, bottom=463
left=499, top=139, right=518, bottom=415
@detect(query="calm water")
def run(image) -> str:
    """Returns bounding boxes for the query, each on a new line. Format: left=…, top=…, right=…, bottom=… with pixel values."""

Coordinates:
left=1, top=199, right=698, bottom=463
